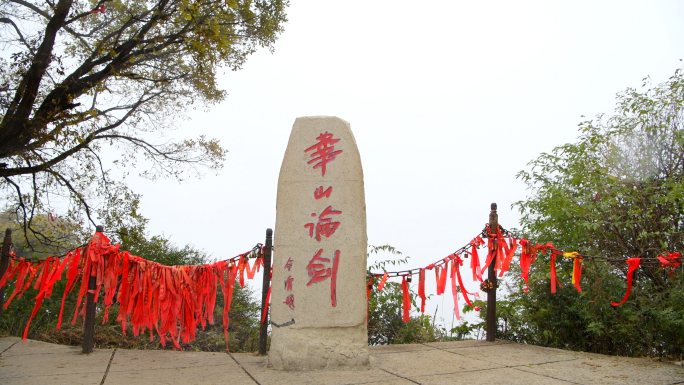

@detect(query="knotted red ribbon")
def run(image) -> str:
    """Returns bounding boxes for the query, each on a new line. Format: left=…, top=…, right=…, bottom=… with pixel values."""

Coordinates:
left=550, top=253, right=560, bottom=293
left=572, top=256, right=583, bottom=293
left=435, top=263, right=449, bottom=295
left=499, top=237, right=517, bottom=278
left=450, top=260, right=460, bottom=321
left=470, top=235, right=484, bottom=282
left=481, top=225, right=507, bottom=277
left=612, top=258, right=641, bottom=306
left=453, top=255, right=480, bottom=311
left=418, top=268, right=426, bottom=313
left=377, top=272, right=389, bottom=291
left=401, top=276, right=410, bottom=323
left=534, top=242, right=555, bottom=256
left=519, top=239, right=533, bottom=292
left=657, top=252, right=681, bottom=277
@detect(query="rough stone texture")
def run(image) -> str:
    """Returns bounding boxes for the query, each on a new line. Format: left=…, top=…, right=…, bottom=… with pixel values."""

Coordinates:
left=269, top=116, right=369, bottom=370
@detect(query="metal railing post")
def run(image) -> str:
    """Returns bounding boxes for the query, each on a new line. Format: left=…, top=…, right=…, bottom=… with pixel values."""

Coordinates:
left=258, top=228, right=273, bottom=355
left=486, top=203, right=498, bottom=342
left=0, top=229, right=12, bottom=319
left=82, top=225, right=103, bottom=354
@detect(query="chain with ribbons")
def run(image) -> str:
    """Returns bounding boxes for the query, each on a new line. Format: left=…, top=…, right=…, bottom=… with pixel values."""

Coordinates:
left=368, top=224, right=683, bottom=324
left=0, top=232, right=265, bottom=352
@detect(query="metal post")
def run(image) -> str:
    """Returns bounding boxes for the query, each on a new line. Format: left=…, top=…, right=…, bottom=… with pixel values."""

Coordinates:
left=0, top=229, right=12, bottom=319
left=486, top=203, right=498, bottom=342
left=258, top=228, right=273, bottom=356
left=82, top=225, right=103, bottom=354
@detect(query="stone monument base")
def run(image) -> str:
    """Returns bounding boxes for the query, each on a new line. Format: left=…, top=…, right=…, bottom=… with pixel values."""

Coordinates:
left=268, top=325, right=370, bottom=370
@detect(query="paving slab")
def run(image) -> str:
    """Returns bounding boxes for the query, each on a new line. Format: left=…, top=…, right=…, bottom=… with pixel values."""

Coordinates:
left=423, top=339, right=513, bottom=350
left=0, top=372, right=104, bottom=385
left=443, top=341, right=582, bottom=366
left=372, top=347, right=503, bottom=377
left=0, top=340, right=112, bottom=381
left=516, top=356, right=684, bottom=385
left=108, top=348, right=235, bottom=372
left=0, top=337, right=19, bottom=354
left=106, top=349, right=255, bottom=385
left=410, top=366, right=573, bottom=385
left=104, top=363, right=256, bottom=385
left=368, top=343, right=434, bottom=355
left=1, top=338, right=88, bottom=356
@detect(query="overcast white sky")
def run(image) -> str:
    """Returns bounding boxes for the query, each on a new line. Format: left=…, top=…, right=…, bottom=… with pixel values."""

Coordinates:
left=127, top=0, right=684, bottom=329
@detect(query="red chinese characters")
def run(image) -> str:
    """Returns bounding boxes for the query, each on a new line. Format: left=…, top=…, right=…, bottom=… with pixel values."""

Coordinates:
left=304, top=206, right=342, bottom=241
left=283, top=294, right=295, bottom=310
left=304, top=132, right=343, bottom=176
left=282, top=131, right=345, bottom=312
left=283, top=258, right=294, bottom=310
left=306, top=249, right=340, bottom=307
left=314, top=186, right=333, bottom=199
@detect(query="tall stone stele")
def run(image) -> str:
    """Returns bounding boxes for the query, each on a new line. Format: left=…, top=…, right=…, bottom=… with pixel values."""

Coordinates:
left=269, top=116, right=369, bottom=370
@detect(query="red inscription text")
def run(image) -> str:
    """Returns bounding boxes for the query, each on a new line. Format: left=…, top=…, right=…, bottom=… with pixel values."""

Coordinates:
left=314, top=186, right=333, bottom=200
left=283, top=294, right=295, bottom=310
left=304, top=206, right=342, bottom=241
left=304, top=132, right=343, bottom=177
left=306, top=249, right=340, bottom=307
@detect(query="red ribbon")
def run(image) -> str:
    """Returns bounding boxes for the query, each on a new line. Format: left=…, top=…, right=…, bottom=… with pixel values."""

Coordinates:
left=378, top=272, right=389, bottom=291
left=470, top=235, right=484, bottom=282
left=519, top=239, right=532, bottom=292
left=453, top=255, right=480, bottom=311
left=366, top=276, right=374, bottom=323
left=0, top=230, right=264, bottom=352
left=572, top=257, right=583, bottom=293
left=418, top=268, right=426, bottom=313
left=498, top=237, right=517, bottom=277
left=401, top=276, right=410, bottom=323
left=450, top=260, right=460, bottom=321
left=436, top=263, right=449, bottom=295
left=262, top=286, right=271, bottom=324
left=90, top=5, right=106, bottom=14
left=481, top=226, right=497, bottom=275
left=57, top=249, right=81, bottom=329
left=612, top=258, right=641, bottom=306
left=550, top=253, right=559, bottom=293
left=657, top=252, right=681, bottom=277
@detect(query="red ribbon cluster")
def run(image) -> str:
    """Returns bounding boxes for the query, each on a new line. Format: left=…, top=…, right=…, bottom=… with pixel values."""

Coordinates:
left=369, top=229, right=683, bottom=322
left=372, top=252, right=481, bottom=323
left=0, top=232, right=263, bottom=352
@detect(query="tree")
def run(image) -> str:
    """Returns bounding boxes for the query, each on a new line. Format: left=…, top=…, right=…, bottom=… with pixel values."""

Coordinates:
left=0, top=0, right=288, bottom=251
left=367, top=245, right=442, bottom=345
left=509, top=68, right=684, bottom=358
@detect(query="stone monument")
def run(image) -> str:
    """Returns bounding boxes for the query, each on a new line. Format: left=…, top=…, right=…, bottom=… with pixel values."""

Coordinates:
left=269, top=116, right=370, bottom=370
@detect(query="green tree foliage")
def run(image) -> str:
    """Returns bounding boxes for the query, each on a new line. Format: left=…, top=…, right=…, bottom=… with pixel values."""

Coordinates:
left=366, top=245, right=441, bottom=345
left=0, top=0, right=289, bottom=250
left=508, top=68, right=684, bottom=358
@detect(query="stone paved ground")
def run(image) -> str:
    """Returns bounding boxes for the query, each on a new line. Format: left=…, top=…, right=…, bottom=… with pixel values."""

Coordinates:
left=1, top=337, right=682, bottom=385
